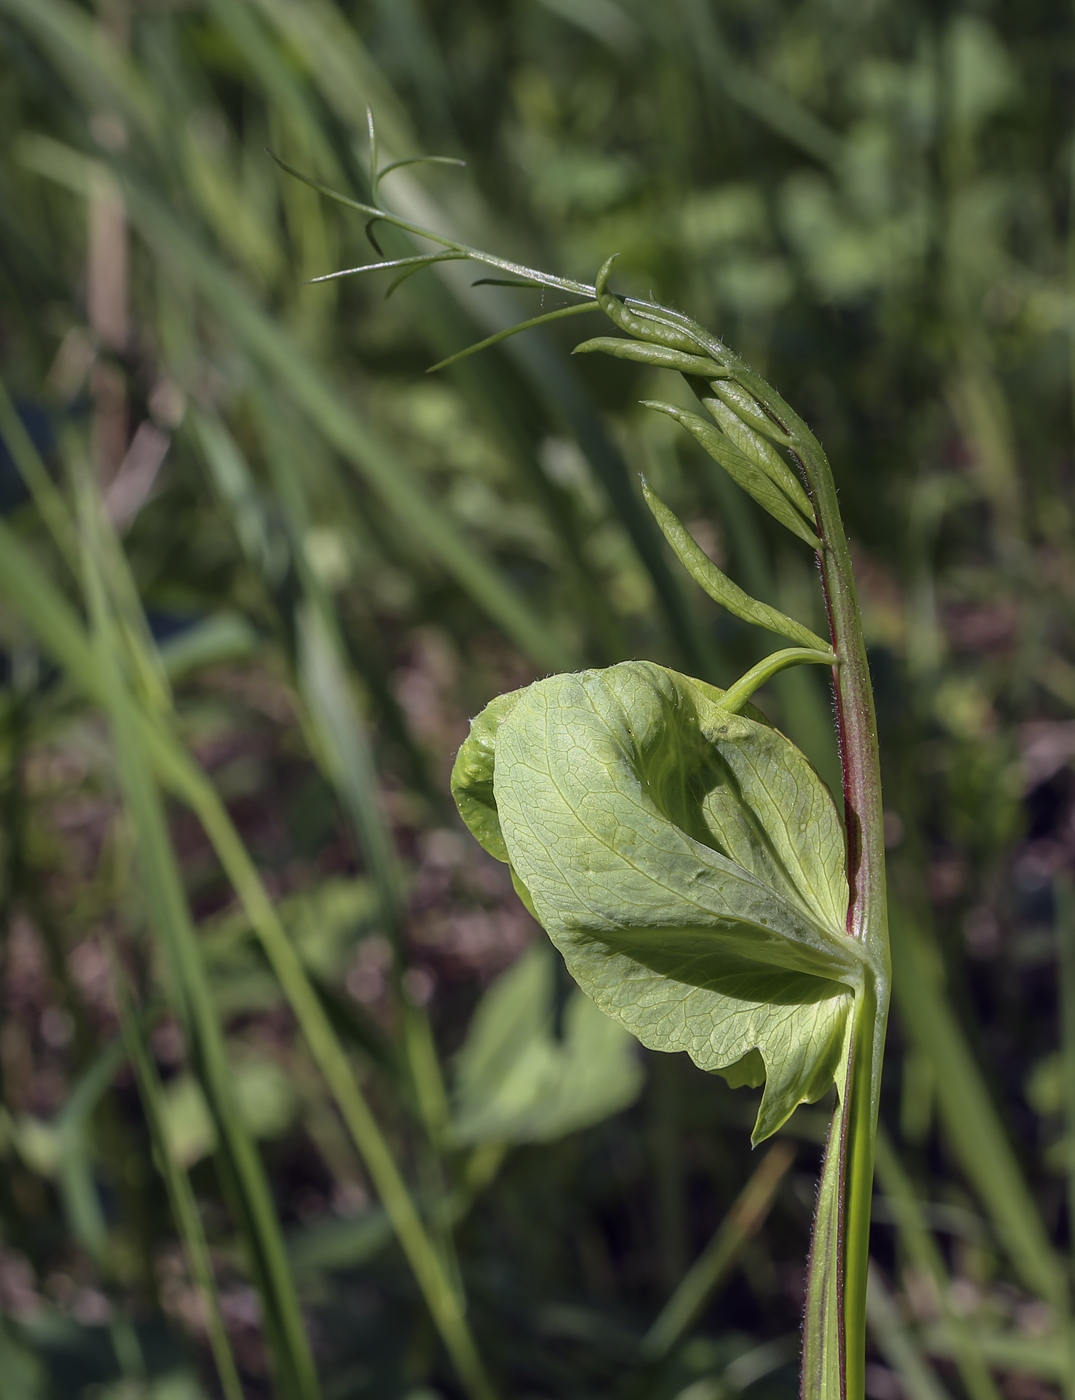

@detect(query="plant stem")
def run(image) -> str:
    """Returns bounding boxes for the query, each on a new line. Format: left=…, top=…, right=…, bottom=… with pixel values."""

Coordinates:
left=727, top=362, right=891, bottom=1400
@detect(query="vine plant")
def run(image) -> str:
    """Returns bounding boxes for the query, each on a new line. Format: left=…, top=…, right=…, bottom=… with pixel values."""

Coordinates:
left=276, top=117, right=890, bottom=1400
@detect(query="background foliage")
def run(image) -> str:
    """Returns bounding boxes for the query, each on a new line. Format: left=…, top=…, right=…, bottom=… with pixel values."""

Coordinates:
left=1, top=1, right=1074, bottom=1397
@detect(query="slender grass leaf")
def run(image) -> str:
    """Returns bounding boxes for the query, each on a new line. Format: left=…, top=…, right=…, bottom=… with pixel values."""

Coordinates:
left=1057, top=876, right=1075, bottom=1298
left=874, top=1130, right=1003, bottom=1400
left=866, top=1265, right=953, bottom=1400
left=18, top=131, right=574, bottom=675
left=0, top=0, right=161, bottom=144
left=263, top=158, right=716, bottom=674
left=0, top=375, right=77, bottom=569
left=48, top=1037, right=147, bottom=1381
left=116, top=975, right=244, bottom=1400
left=920, top=1325, right=1069, bottom=1381
left=294, top=603, right=402, bottom=918
left=53, top=1038, right=127, bottom=1266
left=76, top=478, right=320, bottom=1400
left=642, top=1140, right=794, bottom=1359
left=0, top=513, right=496, bottom=1400
left=890, top=905, right=1067, bottom=1308
left=204, top=0, right=339, bottom=177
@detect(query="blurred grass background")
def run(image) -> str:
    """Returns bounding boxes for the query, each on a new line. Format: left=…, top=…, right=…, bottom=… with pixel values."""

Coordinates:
left=1, top=1, right=1075, bottom=1398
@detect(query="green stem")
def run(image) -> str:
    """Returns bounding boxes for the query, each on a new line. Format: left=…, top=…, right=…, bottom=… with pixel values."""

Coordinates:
left=718, top=647, right=835, bottom=714
left=721, top=362, right=890, bottom=1400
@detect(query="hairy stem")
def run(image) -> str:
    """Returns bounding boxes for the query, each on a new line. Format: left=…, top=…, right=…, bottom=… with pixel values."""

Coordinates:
left=728, top=366, right=890, bottom=1400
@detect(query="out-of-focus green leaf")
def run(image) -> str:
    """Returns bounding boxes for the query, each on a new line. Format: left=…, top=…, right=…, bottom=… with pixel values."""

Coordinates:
left=865, top=1265, right=953, bottom=1400
left=161, top=1061, right=299, bottom=1168
left=156, top=613, right=261, bottom=680
left=288, top=1209, right=395, bottom=1277
left=0, top=1321, right=46, bottom=1400
left=452, top=942, right=643, bottom=1145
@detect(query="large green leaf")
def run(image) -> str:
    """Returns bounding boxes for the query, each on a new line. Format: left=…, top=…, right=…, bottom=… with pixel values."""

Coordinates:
left=452, top=661, right=857, bottom=1141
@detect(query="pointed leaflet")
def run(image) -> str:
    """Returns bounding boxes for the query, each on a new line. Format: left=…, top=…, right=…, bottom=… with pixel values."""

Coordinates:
left=707, top=379, right=793, bottom=447
left=573, top=336, right=728, bottom=380
left=592, top=253, right=708, bottom=355
left=641, top=479, right=829, bottom=650
left=642, top=399, right=821, bottom=550
left=452, top=662, right=856, bottom=1142
left=699, top=388, right=814, bottom=521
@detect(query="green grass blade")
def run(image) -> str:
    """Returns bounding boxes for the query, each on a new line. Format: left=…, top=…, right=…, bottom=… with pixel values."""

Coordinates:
left=890, top=905, right=1069, bottom=1310
left=0, top=375, right=78, bottom=569
left=223, top=396, right=490, bottom=1389
left=18, top=128, right=574, bottom=675
left=74, top=471, right=321, bottom=1400
left=53, top=1038, right=127, bottom=1267
left=115, top=972, right=244, bottom=1400
left=204, top=0, right=339, bottom=176
left=0, top=455, right=497, bottom=1400
left=0, top=0, right=160, bottom=142
left=1055, top=875, right=1075, bottom=1399
left=874, top=1128, right=1003, bottom=1400
left=642, top=1141, right=794, bottom=1360
left=261, top=48, right=713, bottom=673
left=50, top=1038, right=146, bottom=1382
left=866, top=1263, right=953, bottom=1400
left=123, top=178, right=573, bottom=675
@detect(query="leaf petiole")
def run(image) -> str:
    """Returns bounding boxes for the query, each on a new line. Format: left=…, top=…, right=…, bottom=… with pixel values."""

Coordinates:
left=718, top=647, right=837, bottom=715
